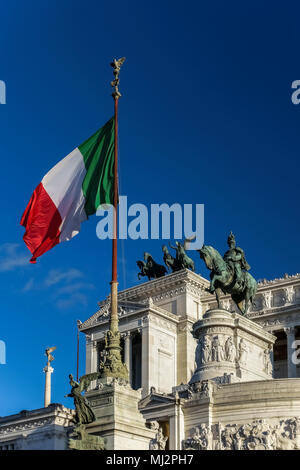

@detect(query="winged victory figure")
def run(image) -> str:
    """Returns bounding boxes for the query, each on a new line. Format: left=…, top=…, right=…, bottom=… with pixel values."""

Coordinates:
left=45, top=346, right=56, bottom=365
left=65, top=372, right=100, bottom=426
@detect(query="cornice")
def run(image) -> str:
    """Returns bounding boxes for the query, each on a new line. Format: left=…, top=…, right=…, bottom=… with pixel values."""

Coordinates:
left=257, top=273, right=300, bottom=287
left=117, top=269, right=209, bottom=302
left=79, top=271, right=300, bottom=333
left=79, top=270, right=209, bottom=331
left=0, top=405, right=75, bottom=436
left=81, top=301, right=179, bottom=333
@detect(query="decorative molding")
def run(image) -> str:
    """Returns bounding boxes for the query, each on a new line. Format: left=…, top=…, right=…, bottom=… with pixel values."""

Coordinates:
left=183, top=417, right=300, bottom=450
left=0, top=405, right=75, bottom=437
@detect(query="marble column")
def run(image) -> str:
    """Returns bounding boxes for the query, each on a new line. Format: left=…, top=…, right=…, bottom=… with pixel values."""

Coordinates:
left=91, top=341, right=98, bottom=373
left=124, top=332, right=132, bottom=384
left=267, top=330, right=275, bottom=375
left=43, top=365, right=53, bottom=407
left=284, top=327, right=297, bottom=378
left=86, top=338, right=98, bottom=374
left=141, top=319, right=150, bottom=397
left=169, top=405, right=185, bottom=450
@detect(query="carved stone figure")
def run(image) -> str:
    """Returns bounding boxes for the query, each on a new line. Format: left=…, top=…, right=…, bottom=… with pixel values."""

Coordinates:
left=149, top=427, right=168, bottom=450
left=214, top=372, right=234, bottom=384
left=148, top=420, right=159, bottom=431
left=137, top=252, right=167, bottom=280
left=202, top=336, right=211, bottom=363
left=199, top=380, right=213, bottom=399
left=238, top=339, right=249, bottom=365
left=184, top=418, right=300, bottom=451
left=262, top=291, right=272, bottom=309
left=189, top=379, right=213, bottom=399
left=284, top=286, right=294, bottom=304
left=195, top=339, right=202, bottom=369
left=211, top=336, right=225, bottom=362
left=263, top=346, right=273, bottom=375
left=198, top=232, right=257, bottom=315
left=183, top=424, right=212, bottom=450
left=224, top=336, right=236, bottom=362
left=222, top=426, right=234, bottom=450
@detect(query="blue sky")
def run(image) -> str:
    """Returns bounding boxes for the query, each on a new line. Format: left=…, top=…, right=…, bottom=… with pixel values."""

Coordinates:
left=0, top=0, right=299, bottom=416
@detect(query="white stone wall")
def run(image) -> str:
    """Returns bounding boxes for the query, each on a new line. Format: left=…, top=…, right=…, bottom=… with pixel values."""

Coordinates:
left=0, top=405, right=74, bottom=450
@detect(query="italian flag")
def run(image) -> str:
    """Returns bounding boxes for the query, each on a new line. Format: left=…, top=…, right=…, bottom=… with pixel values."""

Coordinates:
left=21, top=117, right=115, bottom=263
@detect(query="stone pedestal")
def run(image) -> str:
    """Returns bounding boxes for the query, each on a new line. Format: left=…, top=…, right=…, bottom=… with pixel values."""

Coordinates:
left=85, top=377, right=155, bottom=450
left=189, top=308, right=276, bottom=384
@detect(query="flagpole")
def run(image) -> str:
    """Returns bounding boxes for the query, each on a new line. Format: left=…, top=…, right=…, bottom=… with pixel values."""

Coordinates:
left=100, top=58, right=128, bottom=380
left=110, top=81, right=119, bottom=331
left=76, top=322, right=80, bottom=381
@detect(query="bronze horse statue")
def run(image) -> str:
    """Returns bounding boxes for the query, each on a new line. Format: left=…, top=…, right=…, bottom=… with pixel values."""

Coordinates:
left=162, top=238, right=195, bottom=272
left=198, top=245, right=257, bottom=316
left=162, top=244, right=180, bottom=272
left=171, top=240, right=195, bottom=272
left=137, top=252, right=167, bottom=280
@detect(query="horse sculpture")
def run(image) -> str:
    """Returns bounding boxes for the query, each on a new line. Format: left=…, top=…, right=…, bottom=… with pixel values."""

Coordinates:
left=198, top=244, right=257, bottom=316
left=162, top=238, right=195, bottom=272
left=172, top=240, right=195, bottom=272
left=137, top=252, right=167, bottom=280
left=162, top=245, right=180, bottom=272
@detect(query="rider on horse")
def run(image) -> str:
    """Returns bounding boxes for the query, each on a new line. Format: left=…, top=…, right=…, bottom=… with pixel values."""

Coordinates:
left=223, top=232, right=250, bottom=291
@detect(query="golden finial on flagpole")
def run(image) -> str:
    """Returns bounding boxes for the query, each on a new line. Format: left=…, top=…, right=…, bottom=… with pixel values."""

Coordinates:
left=110, top=57, right=126, bottom=100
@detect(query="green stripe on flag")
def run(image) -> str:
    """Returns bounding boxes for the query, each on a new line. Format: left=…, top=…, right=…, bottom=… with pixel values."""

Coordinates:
left=79, top=117, right=115, bottom=216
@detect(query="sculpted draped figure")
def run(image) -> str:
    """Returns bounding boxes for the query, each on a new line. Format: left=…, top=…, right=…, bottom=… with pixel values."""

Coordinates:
left=198, top=232, right=257, bottom=316
left=225, top=336, right=236, bottom=362
left=65, top=373, right=99, bottom=426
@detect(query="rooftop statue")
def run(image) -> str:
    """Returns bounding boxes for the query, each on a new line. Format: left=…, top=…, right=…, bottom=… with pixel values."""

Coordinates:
left=137, top=252, right=167, bottom=281
left=162, top=238, right=195, bottom=272
left=198, top=232, right=257, bottom=315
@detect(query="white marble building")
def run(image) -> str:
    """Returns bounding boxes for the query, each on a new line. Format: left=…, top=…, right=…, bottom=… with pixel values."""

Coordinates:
left=0, top=404, right=74, bottom=450
left=79, top=270, right=300, bottom=392
left=77, top=269, right=300, bottom=450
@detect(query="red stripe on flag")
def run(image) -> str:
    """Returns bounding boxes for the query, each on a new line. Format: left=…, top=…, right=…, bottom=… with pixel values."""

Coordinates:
left=20, top=183, right=62, bottom=263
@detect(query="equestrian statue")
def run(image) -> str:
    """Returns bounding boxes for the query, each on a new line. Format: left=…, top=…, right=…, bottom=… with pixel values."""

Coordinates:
left=198, top=232, right=257, bottom=316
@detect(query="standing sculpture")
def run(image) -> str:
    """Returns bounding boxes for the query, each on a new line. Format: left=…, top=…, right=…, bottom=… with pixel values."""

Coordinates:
left=66, top=373, right=99, bottom=426
left=149, top=426, right=168, bottom=450
left=137, top=252, right=167, bottom=280
left=198, top=232, right=257, bottom=316
left=162, top=238, right=195, bottom=272
left=66, top=372, right=105, bottom=450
